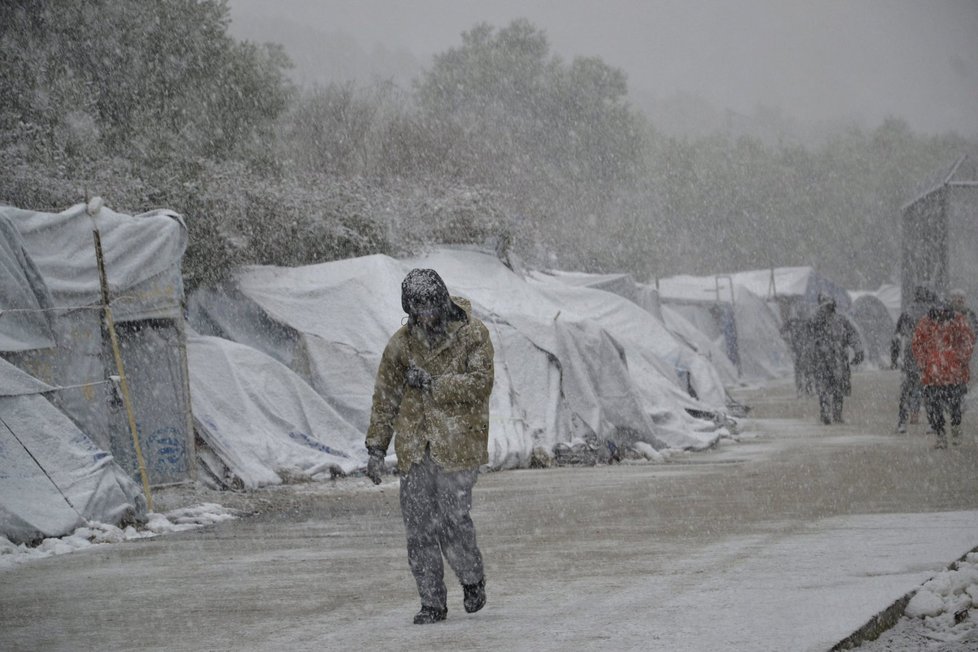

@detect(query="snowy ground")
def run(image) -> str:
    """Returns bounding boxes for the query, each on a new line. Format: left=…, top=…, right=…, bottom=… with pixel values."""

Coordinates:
left=0, top=503, right=239, bottom=572
left=852, top=551, right=978, bottom=651
left=2, top=370, right=977, bottom=651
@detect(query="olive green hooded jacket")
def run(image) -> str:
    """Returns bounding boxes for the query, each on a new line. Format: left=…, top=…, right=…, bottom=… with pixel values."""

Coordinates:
left=365, top=297, right=494, bottom=473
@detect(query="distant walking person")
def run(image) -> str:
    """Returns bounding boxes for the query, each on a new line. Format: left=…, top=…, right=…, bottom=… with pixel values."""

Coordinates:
left=949, top=288, right=978, bottom=391
left=891, top=286, right=937, bottom=432
left=781, top=308, right=815, bottom=398
left=912, top=301, right=976, bottom=448
left=365, top=268, right=494, bottom=624
left=810, top=294, right=864, bottom=425
left=949, top=288, right=978, bottom=339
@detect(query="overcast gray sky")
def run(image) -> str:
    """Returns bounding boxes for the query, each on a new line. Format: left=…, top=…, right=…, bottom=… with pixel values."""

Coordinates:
left=228, top=0, right=978, bottom=137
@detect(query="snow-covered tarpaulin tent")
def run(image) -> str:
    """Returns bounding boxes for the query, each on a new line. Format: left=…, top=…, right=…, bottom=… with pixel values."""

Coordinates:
left=0, top=357, right=146, bottom=544
left=530, top=269, right=740, bottom=390
left=0, top=203, right=194, bottom=486
left=719, top=266, right=852, bottom=312
left=657, top=274, right=793, bottom=382
left=187, top=333, right=365, bottom=489
left=189, top=248, right=731, bottom=471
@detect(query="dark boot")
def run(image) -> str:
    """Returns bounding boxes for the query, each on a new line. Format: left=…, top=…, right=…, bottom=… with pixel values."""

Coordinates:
left=413, top=605, right=447, bottom=625
left=463, top=578, right=486, bottom=614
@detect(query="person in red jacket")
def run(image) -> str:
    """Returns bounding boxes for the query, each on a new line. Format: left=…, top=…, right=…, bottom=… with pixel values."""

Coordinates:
left=911, top=302, right=976, bottom=448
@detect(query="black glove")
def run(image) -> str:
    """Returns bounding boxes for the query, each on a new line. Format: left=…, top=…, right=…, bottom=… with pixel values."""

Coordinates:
left=851, top=351, right=864, bottom=366
left=405, top=363, right=432, bottom=391
left=365, top=446, right=385, bottom=485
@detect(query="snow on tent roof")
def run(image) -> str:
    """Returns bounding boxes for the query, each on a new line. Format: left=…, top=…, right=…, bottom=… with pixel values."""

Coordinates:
left=527, top=268, right=727, bottom=409
left=188, top=249, right=729, bottom=466
left=0, top=203, right=186, bottom=322
left=530, top=269, right=664, bottom=321
left=0, top=357, right=146, bottom=544
left=658, top=266, right=850, bottom=310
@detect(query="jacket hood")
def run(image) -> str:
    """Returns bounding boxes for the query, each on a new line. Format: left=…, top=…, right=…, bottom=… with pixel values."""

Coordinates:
left=401, top=268, right=467, bottom=323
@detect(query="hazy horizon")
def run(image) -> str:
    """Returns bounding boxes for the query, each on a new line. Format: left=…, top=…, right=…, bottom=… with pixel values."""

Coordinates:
left=227, top=0, right=978, bottom=139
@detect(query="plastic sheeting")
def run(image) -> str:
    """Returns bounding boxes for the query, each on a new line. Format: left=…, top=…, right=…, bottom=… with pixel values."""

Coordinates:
left=659, top=267, right=852, bottom=312
left=0, top=204, right=186, bottom=323
left=0, top=358, right=146, bottom=544
left=189, top=249, right=729, bottom=469
left=0, top=203, right=193, bottom=486
left=0, top=214, right=55, bottom=352
left=525, top=270, right=728, bottom=411
left=187, top=334, right=364, bottom=489
left=657, top=269, right=807, bottom=382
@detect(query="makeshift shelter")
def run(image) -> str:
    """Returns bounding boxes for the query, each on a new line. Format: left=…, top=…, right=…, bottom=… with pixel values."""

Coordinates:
left=657, top=274, right=793, bottom=382
left=660, top=305, right=740, bottom=388
left=534, top=270, right=664, bottom=320
left=187, top=333, right=364, bottom=489
left=528, top=269, right=732, bottom=405
left=900, top=155, right=978, bottom=308
left=722, top=267, right=851, bottom=312
left=0, top=203, right=193, bottom=486
left=0, top=357, right=146, bottom=544
left=189, top=248, right=730, bottom=468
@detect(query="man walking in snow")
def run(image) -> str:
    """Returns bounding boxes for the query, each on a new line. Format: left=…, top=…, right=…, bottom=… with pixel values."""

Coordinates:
left=891, top=286, right=937, bottom=432
left=810, top=294, right=864, bottom=425
left=912, top=300, right=975, bottom=448
left=364, top=268, right=494, bottom=624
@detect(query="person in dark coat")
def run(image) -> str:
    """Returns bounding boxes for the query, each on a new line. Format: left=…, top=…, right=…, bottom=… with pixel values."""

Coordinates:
left=912, top=302, right=975, bottom=448
left=891, top=286, right=937, bottom=432
left=780, top=307, right=815, bottom=398
left=810, top=294, right=864, bottom=424
left=365, top=268, right=494, bottom=625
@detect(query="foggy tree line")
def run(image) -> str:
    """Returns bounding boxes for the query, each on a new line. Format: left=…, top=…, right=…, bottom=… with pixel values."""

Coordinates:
left=1, top=1, right=973, bottom=289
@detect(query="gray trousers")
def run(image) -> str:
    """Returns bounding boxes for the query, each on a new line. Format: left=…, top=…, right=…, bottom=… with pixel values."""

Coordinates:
left=399, top=450, right=483, bottom=609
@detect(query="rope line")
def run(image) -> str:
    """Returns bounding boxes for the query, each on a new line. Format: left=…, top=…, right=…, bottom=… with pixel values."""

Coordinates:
left=0, top=297, right=182, bottom=318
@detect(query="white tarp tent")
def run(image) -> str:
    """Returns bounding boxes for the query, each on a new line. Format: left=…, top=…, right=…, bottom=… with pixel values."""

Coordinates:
left=0, top=203, right=194, bottom=486
left=657, top=273, right=793, bottom=382
left=722, top=266, right=851, bottom=311
left=189, top=248, right=730, bottom=470
left=528, top=273, right=742, bottom=385
left=0, top=357, right=146, bottom=544
left=187, top=333, right=364, bottom=489
left=526, top=269, right=728, bottom=409
left=850, top=284, right=901, bottom=325
left=660, top=306, right=740, bottom=387
left=533, top=270, right=664, bottom=320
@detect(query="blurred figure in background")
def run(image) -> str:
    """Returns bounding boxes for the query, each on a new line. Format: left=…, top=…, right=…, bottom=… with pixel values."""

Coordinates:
left=891, top=286, right=937, bottom=433
left=781, top=305, right=815, bottom=398
left=949, top=288, right=978, bottom=336
left=912, top=301, right=975, bottom=448
left=810, top=294, right=864, bottom=425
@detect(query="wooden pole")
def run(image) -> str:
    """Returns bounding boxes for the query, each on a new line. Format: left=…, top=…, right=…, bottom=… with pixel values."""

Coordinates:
left=93, top=228, right=154, bottom=511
